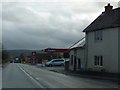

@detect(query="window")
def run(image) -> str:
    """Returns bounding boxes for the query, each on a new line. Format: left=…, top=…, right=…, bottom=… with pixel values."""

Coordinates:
left=95, top=31, right=103, bottom=41
left=94, top=56, right=103, bottom=66
left=53, top=60, right=64, bottom=62
left=57, top=60, right=64, bottom=62
left=94, top=56, right=99, bottom=65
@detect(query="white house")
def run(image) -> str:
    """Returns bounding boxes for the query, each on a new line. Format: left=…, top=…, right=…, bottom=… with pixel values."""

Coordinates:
left=69, top=38, right=86, bottom=71
left=83, top=3, right=120, bottom=73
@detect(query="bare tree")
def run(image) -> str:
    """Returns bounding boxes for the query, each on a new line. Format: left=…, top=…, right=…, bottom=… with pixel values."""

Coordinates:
left=2, top=45, right=10, bottom=64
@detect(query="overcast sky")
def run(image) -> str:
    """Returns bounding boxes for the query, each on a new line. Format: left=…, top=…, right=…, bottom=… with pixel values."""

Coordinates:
left=1, top=0, right=119, bottom=50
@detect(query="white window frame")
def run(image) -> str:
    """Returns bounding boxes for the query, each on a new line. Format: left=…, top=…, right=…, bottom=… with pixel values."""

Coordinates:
left=94, top=56, right=103, bottom=66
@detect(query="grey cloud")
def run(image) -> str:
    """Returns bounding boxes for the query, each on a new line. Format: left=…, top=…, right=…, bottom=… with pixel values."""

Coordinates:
left=2, top=2, right=108, bottom=50
left=95, top=2, right=119, bottom=9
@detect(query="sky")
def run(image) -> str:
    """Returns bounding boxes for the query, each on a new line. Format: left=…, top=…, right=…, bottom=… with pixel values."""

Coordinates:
left=1, top=0, right=119, bottom=50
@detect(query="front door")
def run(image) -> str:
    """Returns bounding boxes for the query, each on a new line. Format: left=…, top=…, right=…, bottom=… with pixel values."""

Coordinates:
left=78, top=58, right=81, bottom=70
left=73, top=56, right=77, bottom=71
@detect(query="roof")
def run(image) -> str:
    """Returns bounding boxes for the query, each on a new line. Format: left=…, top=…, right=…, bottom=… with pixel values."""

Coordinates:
left=83, top=7, right=120, bottom=32
left=70, top=38, right=85, bottom=50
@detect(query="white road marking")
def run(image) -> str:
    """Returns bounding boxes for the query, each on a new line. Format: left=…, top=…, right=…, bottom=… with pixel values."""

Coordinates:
left=17, top=64, right=46, bottom=88
left=36, top=77, right=39, bottom=80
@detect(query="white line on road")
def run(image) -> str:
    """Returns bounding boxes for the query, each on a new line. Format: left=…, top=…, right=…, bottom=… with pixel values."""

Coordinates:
left=17, top=64, right=46, bottom=88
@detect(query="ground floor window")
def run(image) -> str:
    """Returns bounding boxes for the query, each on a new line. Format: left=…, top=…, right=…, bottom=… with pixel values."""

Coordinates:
left=94, top=56, right=103, bottom=66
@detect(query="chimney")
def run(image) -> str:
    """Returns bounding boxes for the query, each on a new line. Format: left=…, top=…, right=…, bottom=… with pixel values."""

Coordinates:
left=105, top=3, right=113, bottom=12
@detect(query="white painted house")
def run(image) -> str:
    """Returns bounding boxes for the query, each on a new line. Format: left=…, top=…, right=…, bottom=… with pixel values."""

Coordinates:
left=83, top=4, right=120, bottom=73
left=69, top=38, right=86, bottom=71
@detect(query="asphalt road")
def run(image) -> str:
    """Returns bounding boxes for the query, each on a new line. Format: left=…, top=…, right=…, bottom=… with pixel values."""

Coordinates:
left=2, top=63, right=119, bottom=88
left=2, top=63, right=43, bottom=88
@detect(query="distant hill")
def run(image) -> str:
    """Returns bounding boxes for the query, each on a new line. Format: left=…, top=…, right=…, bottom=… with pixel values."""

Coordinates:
left=7, top=50, right=47, bottom=58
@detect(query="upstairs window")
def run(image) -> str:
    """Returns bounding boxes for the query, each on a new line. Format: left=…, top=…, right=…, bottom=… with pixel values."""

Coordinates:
left=94, top=31, right=103, bottom=41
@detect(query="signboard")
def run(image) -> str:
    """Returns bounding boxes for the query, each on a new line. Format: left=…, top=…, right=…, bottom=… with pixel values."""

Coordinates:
left=44, top=49, right=70, bottom=53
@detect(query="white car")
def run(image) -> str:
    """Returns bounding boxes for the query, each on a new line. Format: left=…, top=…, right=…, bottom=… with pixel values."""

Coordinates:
left=45, top=59, right=64, bottom=67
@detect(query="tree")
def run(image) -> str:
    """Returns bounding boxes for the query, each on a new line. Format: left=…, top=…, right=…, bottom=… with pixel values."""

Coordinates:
left=63, top=52, right=69, bottom=58
left=19, top=53, right=25, bottom=61
left=2, top=45, right=10, bottom=64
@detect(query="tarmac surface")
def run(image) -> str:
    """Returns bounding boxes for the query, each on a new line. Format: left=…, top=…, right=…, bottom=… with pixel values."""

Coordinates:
left=3, top=63, right=119, bottom=88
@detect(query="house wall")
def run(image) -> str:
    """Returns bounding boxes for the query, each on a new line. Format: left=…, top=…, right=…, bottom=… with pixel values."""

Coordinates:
left=76, top=48, right=85, bottom=70
left=69, top=50, right=74, bottom=70
left=118, top=28, right=120, bottom=73
left=86, top=27, right=119, bottom=73
left=69, top=48, right=85, bottom=71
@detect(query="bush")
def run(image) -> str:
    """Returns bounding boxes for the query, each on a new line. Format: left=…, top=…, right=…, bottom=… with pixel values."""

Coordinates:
left=2, top=50, right=10, bottom=64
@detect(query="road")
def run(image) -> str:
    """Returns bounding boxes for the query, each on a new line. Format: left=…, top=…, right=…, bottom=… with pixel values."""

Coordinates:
left=2, top=63, right=119, bottom=88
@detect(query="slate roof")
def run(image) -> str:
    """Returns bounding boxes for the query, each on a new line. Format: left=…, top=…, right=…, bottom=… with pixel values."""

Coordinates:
left=83, top=7, right=120, bottom=32
left=70, top=38, right=85, bottom=50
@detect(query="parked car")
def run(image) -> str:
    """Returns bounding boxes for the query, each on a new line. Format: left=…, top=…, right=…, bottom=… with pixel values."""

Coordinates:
left=45, top=59, right=65, bottom=67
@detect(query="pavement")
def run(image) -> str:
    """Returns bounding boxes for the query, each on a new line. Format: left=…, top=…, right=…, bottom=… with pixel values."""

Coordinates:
left=67, top=71, right=119, bottom=83
left=36, top=64, right=119, bottom=84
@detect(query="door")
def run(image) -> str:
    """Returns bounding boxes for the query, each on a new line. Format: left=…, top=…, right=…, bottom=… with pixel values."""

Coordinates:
left=78, top=58, right=81, bottom=70
left=73, top=56, right=77, bottom=71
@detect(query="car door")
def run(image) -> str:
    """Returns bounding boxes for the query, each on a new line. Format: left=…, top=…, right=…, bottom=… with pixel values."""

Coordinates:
left=52, top=60, right=60, bottom=65
left=55, top=60, right=61, bottom=65
left=59, top=60, right=64, bottom=65
left=52, top=60, right=57, bottom=65
left=57, top=60, right=64, bottom=65
left=56, top=60, right=62, bottom=65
